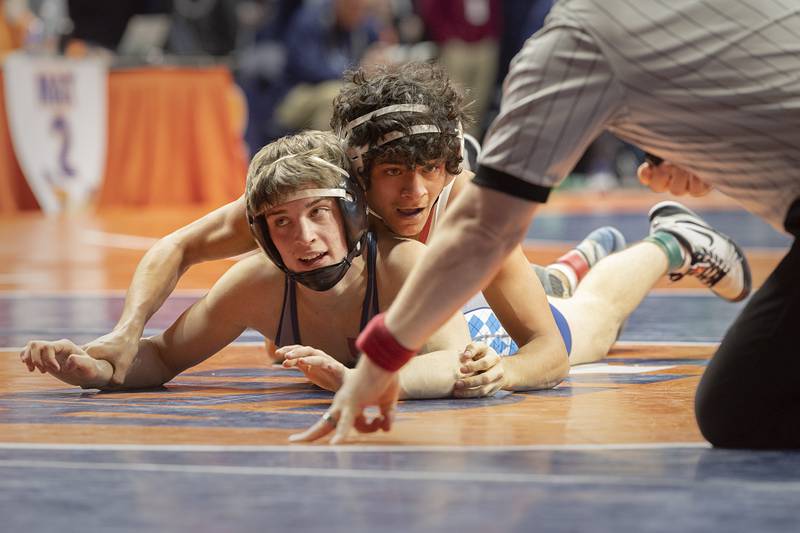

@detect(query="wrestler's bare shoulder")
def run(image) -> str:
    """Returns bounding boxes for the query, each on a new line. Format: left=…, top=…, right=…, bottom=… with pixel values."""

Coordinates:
left=209, top=252, right=285, bottom=301
left=374, top=230, right=427, bottom=280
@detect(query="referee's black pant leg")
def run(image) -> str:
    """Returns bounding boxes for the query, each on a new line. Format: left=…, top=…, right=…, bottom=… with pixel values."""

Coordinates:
left=695, top=235, right=800, bottom=449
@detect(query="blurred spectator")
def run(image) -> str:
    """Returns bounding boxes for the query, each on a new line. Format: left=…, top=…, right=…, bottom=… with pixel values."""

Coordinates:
left=251, top=0, right=300, bottom=44
left=236, top=1, right=297, bottom=88
left=580, top=132, right=646, bottom=190
left=581, top=132, right=625, bottom=191
left=244, top=0, right=388, bottom=154
left=166, top=0, right=242, bottom=56
left=381, top=0, right=424, bottom=45
left=417, top=0, right=501, bottom=138
left=2, top=0, right=72, bottom=55
left=66, top=0, right=164, bottom=52
left=495, top=0, right=552, bottom=90
left=275, top=0, right=387, bottom=131
left=482, top=0, right=552, bottom=135
left=0, top=0, right=31, bottom=59
left=365, top=0, right=435, bottom=64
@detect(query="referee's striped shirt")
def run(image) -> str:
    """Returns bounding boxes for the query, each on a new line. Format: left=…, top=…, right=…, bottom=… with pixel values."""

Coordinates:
left=476, top=0, right=800, bottom=232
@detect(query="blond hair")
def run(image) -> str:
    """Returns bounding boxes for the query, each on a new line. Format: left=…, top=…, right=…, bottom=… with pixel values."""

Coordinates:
left=245, top=130, right=350, bottom=214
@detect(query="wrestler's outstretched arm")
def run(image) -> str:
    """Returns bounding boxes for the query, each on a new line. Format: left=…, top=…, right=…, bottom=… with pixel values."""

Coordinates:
left=83, top=196, right=256, bottom=385
left=21, top=256, right=264, bottom=390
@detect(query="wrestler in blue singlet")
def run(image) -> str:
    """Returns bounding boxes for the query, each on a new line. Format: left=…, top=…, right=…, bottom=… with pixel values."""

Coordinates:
left=275, top=232, right=380, bottom=347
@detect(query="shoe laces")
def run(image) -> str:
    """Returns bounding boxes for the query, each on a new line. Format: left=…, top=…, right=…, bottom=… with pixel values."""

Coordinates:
left=669, top=249, right=728, bottom=287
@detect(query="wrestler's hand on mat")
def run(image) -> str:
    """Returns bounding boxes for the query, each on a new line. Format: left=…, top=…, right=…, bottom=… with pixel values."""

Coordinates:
left=637, top=161, right=712, bottom=197
left=289, top=356, right=400, bottom=444
left=82, top=330, right=138, bottom=385
left=19, top=339, right=112, bottom=387
left=278, top=345, right=351, bottom=392
left=454, top=342, right=506, bottom=398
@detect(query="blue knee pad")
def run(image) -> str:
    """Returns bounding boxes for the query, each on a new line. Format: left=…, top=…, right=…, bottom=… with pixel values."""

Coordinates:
left=463, top=304, right=572, bottom=356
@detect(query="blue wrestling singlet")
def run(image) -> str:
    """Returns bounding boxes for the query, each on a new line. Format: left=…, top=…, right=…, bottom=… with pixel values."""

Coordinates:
left=462, top=304, right=572, bottom=357
left=274, top=231, right=379, bottom=347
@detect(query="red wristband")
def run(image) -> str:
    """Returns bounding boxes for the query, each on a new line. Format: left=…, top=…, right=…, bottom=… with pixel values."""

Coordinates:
left=356, top=313, right=417, bottom=372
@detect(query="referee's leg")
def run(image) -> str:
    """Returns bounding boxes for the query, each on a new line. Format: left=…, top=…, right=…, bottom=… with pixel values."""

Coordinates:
left=695, top=202, right=800, bottom=449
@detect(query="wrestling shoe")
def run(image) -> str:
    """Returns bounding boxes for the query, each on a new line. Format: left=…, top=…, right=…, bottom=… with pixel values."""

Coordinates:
left=540, top=226, right=627, bottom=298
left=575, top=226, right=627, bottom=266
left=648, top=201, right=751, bottom=302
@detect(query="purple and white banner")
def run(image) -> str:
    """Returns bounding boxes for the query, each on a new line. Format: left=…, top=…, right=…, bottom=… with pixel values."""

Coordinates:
left=4, top=52, right=107, bottom=213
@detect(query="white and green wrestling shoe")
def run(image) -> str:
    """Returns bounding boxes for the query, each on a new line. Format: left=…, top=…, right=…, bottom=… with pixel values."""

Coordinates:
left=648, top=201, right=752, bottom=302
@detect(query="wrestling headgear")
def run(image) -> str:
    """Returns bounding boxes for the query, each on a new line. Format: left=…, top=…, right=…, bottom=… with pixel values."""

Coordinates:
left=338, top=103, right=464, bottom=179
left=247, top=156, right=368, bottom=292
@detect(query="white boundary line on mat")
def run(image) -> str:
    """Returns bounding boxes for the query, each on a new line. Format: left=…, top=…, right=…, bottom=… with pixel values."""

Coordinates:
left=0, top=442, right=709, bottom=453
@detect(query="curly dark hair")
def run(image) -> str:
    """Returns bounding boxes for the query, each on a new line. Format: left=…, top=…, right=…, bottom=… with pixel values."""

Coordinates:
left=331, top=61, right=472, bottom=188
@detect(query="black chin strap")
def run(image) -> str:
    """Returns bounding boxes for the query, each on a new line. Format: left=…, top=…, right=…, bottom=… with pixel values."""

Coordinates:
left=288, top=233, right=367, bottom=291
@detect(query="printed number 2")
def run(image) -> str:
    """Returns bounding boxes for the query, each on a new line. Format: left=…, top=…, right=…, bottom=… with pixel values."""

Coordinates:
left=51, top=114, right=75, bottom=178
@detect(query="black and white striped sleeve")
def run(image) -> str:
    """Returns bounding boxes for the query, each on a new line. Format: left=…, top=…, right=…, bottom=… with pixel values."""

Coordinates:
left=475, top=19, right=625, bottom=202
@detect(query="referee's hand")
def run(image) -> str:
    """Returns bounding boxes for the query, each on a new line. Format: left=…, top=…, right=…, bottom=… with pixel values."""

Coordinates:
left=637, top=161, right=712, bottom=197
left=289, top=355, right=400, bottom=444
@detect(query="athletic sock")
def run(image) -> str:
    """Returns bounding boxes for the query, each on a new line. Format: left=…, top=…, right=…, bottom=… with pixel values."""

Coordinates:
left=644, top=230, right=687, bottom=272
left=539, top=247, right=592, bottom=297
left=547, top=226, right=626, bottom=296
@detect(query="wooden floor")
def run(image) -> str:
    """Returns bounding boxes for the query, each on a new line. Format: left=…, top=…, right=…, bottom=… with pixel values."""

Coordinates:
left=2, top=189, right=797, bottom=533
